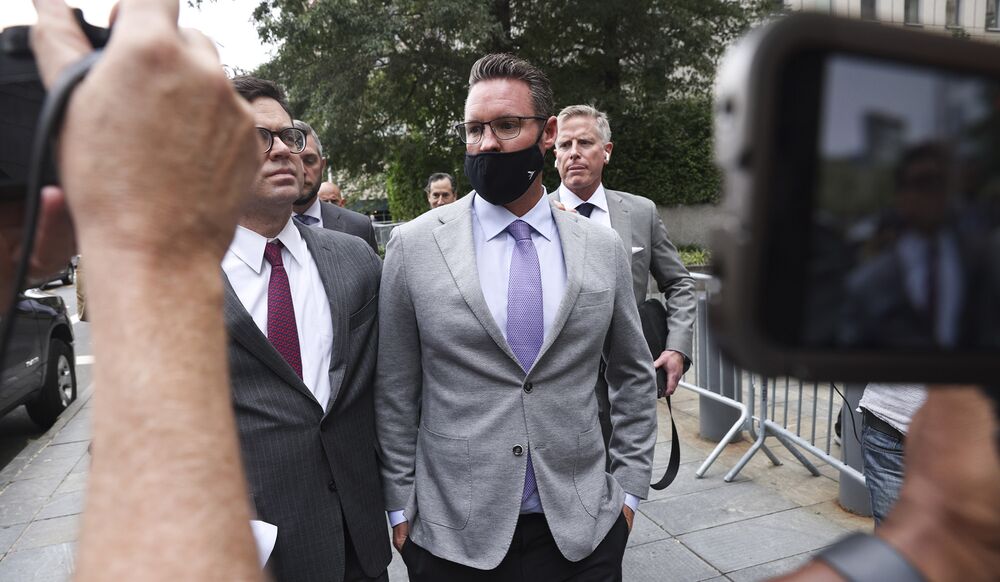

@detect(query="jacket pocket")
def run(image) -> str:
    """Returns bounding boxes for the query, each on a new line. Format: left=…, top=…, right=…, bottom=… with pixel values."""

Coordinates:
left=573, top=426, right=608, bottom=518
left=415, top=425, right=472, bottom=529
left=575, top=288, right=612, bottom=309
left=348, top=294, right=378, bottom=330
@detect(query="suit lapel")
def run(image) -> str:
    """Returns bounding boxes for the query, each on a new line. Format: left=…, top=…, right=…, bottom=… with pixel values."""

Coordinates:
left=296, top=223, right=349, bottom=418
left=222, top=272, right=317, bottom=402
left=534, top=207, right=586, bottom=368
left=606, top=189, right=631, bottom=253
left=434, top=197, right=520, bottom=367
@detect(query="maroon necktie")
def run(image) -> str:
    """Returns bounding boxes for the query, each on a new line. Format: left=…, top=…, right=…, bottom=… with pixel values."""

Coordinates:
left=264, top=241, right=302, bottom=378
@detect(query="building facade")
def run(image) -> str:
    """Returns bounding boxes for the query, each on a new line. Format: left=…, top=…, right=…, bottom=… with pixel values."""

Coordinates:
left=785, top=0, right=1000, bottom=42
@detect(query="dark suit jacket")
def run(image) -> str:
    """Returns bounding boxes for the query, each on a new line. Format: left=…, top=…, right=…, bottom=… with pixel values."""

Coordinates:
left=319, top=201, right=379, bottom=252
left=223, top=223, right=390, bottom=582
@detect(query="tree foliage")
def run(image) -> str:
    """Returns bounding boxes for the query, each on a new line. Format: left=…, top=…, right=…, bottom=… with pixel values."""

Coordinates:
left=250, top=0, right=771, bottom=219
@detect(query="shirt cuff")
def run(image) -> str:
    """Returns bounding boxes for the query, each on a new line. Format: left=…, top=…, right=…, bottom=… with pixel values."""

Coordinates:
left=624, top=494, right=640, bottom=512
left=388, top=510, right=407, bottom=527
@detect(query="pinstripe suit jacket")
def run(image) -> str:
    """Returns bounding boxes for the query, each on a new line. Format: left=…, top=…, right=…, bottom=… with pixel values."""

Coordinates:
left=223, top=222, right=390, bottom=582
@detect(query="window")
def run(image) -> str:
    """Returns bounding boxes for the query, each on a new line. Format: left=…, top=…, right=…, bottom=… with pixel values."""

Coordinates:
left=861, top=0, right=876, bottom=20
left=815, top=0, right=831, bottom=12
left=946, top=0, right=960, bottom=27
left=989, top=0, right=1000, bottom=30
left=904, top=0, right=920, bottom=24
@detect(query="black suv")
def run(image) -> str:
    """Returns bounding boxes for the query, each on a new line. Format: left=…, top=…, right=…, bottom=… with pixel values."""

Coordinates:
left=0, top=290, right=76, bottom=428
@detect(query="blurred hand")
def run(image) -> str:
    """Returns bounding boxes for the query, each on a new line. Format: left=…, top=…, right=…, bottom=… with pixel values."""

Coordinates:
left=877, top=386, right=1000, bottom=581
left=622, top=504, right=634, bottom=532
left=30, top=0, right=259, bottom=263
left=653, top=350, right=685, bottom=396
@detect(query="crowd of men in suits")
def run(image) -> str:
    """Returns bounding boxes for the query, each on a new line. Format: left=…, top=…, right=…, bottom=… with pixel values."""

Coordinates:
left=18, top=2, right=1000, bottom=580
left=221, top=53, right=696, bottom=582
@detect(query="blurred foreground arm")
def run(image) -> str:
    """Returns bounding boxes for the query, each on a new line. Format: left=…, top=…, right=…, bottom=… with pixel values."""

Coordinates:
left=31, top=0, right=262, bottom=579
left=773, top=386, right=1000, bottom=582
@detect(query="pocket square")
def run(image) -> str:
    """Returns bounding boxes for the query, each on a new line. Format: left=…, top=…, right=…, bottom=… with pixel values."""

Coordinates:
left=631, top=246, right=644, bottom=255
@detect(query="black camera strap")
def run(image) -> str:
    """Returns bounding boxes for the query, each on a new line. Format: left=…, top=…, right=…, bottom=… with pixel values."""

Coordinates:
left=0, top=50, right=102, bottom=369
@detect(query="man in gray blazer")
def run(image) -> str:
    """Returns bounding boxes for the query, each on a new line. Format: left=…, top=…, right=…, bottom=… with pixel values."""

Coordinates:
left=376, top=54, right=657, bottom=581
left=223, top=76, right=390, bottom=582
left=554, top=105, right=696, bottom=400
left=291, top=119, right=378, bottom=252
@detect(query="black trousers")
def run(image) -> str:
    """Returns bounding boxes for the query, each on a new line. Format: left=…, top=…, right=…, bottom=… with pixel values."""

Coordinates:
left=400, top=513, right=629, bottom=582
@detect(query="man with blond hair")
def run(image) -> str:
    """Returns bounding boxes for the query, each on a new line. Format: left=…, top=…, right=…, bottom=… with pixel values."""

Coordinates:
left=553, top=104, right=695, bottom=448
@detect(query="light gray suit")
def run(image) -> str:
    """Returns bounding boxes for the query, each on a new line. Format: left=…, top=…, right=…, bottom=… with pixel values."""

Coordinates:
left=375, top=193, right=657, bottom=569
left=553, top=188, right=695, bottom=361
left=224, top=223, right=390, bottom=582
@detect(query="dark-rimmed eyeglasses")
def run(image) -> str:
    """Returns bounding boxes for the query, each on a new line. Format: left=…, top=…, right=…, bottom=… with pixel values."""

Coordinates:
left=453, top=116, right=547, bottom=145
left=256, top=127, right=307, bottom=153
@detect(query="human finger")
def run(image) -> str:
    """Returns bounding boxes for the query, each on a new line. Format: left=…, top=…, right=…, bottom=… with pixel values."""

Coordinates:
left=111, top=0, right=179, bottom=36
left=179, top=27, right=220, bottom=61
left=30, top=0, right=95, bottom=87
left=27, top=186, right=76, bottom=282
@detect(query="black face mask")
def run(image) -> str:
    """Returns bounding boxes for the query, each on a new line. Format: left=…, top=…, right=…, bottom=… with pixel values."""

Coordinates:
left=293, top=180, right=321, bottom=207
left=464, top=135, right=545, bottom=206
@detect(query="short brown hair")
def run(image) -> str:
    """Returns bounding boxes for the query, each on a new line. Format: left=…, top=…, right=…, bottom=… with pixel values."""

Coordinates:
left=231, top=76, right=293, bottom=119
left=468, top=54, right=553, bottom=118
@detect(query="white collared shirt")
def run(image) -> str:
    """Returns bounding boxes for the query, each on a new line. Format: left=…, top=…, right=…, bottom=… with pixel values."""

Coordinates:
left=221, top=218, right=334, bottom=411
left=558, top=183, right=611, bottom=229
left=472, top=190, right=567, bottom=344
left=296, top=197, right=324, bottom=228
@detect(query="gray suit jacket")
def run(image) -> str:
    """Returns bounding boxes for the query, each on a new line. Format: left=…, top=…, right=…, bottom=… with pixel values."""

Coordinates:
left=223, top=223, right=390, bottom=582
left=375, top=194, right=657, bottom=569
left=552, top=189, right=696, bottom=361
left=319, top=201, right=379, bottom=253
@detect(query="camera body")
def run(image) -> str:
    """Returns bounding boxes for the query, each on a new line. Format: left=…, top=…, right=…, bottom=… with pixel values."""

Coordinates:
left=711, top=13, right=1000, bottom=384
left=0, top=12, right=108, bottom=203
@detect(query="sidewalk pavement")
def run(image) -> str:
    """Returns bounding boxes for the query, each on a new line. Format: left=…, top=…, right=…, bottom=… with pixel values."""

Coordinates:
left=0, top=381, right=870, bottom=581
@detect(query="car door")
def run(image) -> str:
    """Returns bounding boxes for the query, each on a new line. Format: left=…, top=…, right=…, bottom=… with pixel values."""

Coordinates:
left=0, top=297, right=45, bottom=413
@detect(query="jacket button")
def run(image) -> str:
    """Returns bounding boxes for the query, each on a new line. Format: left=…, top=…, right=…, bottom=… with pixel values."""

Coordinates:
left=523, top=383, right=533, bottom=393
left=328, top=480, right=337, bottom=491
left=512, top=445, right=524, bottom=456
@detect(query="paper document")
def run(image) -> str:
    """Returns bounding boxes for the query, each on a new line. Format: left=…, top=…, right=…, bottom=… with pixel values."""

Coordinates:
left=250, top=519, right=277, bottom=569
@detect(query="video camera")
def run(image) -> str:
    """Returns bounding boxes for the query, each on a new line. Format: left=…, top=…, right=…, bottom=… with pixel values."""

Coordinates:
left=711, top=13, right=1000, bottom=385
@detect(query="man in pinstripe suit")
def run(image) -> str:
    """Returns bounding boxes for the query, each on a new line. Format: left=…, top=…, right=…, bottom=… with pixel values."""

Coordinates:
left=222, top=76, right=390, bottom=582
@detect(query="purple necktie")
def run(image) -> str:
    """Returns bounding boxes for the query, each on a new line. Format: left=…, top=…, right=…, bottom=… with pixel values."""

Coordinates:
left=264, top=241, right=303, bottom=378
left=506, top=220, right=543, bottom=505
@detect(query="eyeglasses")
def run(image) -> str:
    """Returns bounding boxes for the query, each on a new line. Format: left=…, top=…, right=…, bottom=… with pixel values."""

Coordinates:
left=256, top=127, right=307, bottom=153
left=453, top=116, right=547, bottom=145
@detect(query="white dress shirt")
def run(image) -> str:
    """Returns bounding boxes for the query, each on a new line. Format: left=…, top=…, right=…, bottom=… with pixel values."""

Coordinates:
left=296, top=197, right=324, bottom=227
left=558, top=183, right=612, bottom=229
left=221, top=218, right=334, bottom=410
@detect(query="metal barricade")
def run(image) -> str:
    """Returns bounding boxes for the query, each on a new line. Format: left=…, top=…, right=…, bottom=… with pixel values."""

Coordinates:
left=372, top=221, right=405, bottom=249
left=676, top=274, right=866, bottom=489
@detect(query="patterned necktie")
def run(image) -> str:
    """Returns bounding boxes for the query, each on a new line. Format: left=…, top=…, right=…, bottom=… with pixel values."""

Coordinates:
left=575, top=202, right=596, bottom=218
left=505, top=219, right=543, bottom=504
left=293, top=214, right=320, bottom=226
left=264, top=241, right=302, bottom=378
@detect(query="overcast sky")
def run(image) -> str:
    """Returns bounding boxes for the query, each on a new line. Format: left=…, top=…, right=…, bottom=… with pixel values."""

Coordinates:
left=1, top=0, right=276, bottom=71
